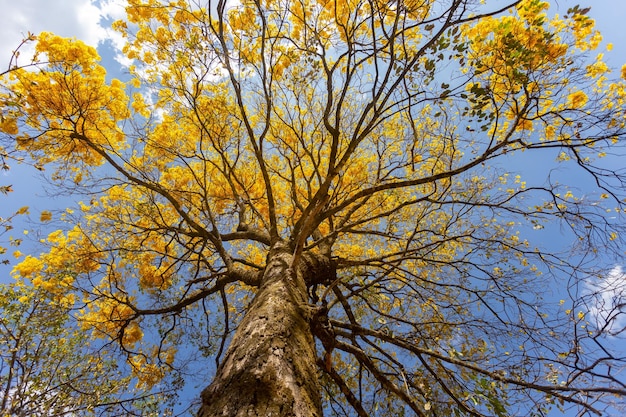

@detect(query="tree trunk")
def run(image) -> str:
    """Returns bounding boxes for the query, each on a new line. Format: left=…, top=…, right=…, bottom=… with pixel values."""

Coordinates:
left=198, top=243, right=323, bottom=417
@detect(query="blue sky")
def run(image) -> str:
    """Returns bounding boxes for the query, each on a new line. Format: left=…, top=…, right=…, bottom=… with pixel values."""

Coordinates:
left=1, top=1, right=625, bottom=415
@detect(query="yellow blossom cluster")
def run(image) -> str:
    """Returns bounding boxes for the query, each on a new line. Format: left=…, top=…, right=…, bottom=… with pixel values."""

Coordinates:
left=3, top=33, right=130, bottom=179
left=129, top=354, right=167, bottom=389
left=80, top=293, right=143, bottom=346
left=460, top=0, right=621, bottom=147
left=567, top=90, right=588, bottom=109
left=12, top=226, right=102, bottom=307
left=463, top=0, right=568, bottom=86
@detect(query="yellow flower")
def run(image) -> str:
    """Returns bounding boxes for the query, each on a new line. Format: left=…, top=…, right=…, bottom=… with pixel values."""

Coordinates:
left=0, top=118, right=18, bottom=135
left=12, top=255, right=44, bottom=278
left=567, top=90, right=588, bottom=108
left=586, top=58, right=608, bottom=78
left=40, top=210, right=53, bottom=222
left=516, top=118, right=533, bottom=131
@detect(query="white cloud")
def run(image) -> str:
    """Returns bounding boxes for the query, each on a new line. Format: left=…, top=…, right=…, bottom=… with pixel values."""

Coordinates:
left=585, top=266, right=626, bottom=336
left=0, top=0, right=125, bottom=69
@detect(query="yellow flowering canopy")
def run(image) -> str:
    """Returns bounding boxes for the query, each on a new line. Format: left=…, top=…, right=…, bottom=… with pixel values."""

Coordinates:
left=2, top=0, right=626, bottom=415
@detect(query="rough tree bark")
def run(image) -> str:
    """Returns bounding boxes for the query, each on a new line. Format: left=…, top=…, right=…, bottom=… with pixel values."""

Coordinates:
left=198, top=242, right=334, bottom=417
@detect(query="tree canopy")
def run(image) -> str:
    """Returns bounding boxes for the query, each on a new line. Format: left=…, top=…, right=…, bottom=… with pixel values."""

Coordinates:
left=2, top=0, right=626, bottom=415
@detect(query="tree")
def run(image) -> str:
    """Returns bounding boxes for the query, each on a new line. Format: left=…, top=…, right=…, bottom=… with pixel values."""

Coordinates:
left=1, top=0, right=626, bottom=415
left=0, top=282, right=178, bottom=416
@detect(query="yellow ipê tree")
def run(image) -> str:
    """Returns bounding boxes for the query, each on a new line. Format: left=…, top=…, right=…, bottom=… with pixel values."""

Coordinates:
left=2, top=0, right=626, bottom=415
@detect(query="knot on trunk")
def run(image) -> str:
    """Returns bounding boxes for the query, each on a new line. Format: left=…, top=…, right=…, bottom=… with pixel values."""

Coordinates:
left=299, top=252, right=336, bottom=304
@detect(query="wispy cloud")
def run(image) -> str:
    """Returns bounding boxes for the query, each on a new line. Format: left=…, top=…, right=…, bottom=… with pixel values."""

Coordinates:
left=585, top=266, right=626, bottom=336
